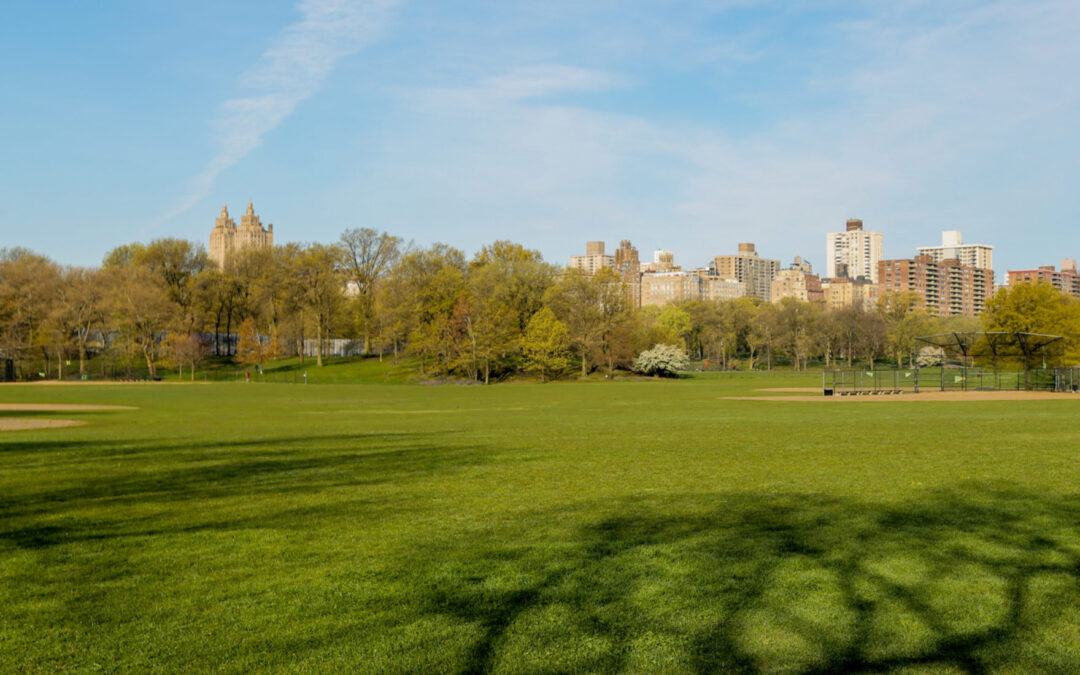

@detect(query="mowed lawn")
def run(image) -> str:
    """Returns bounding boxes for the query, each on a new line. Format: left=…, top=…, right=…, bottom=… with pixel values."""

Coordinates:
left=4, top=375, right=1080, bottom=673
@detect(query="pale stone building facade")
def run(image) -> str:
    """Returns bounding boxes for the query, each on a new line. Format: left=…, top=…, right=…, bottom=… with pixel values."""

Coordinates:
left=821, top=277, right=880, bottom=311
left=209, top=202, right=274, bottom=269
left=569, top=241, right=614, bottom=275
left=640, top=268, right=745, bottom=307
left=640, top=271, right=703, bottom=306
left=712, top=243, right=780, bottom=301
left=771, top=268, right=824, bottom=304
left=613, top=240, right=642, bottom=308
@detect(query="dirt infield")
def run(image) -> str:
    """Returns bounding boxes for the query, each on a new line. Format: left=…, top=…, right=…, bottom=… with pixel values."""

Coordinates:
left=1, top=380, right=192, bottom=386
left=726, top=391, right=1079, bottom=402
left=758, top=387, right=822, bottom=393
left=0, top=404, right=135, bottom=411
left=0, top=403, right=135, bottom=432
left=0, top=418, right=87, bottom=431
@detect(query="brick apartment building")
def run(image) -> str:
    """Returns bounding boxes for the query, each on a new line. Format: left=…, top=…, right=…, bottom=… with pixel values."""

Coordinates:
left=1008, top=260, right=1080, bottom=299
left=879, top=255, right=994, bottom=317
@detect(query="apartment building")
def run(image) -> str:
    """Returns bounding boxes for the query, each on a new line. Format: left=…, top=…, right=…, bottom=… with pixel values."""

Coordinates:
left=712, top=243, right=779, bottom=301
left=1008, top=259, right=1080, bottom=299
left=826, top=219, right=884, bottom=283
left=917, top=230, right=993, bottom=270
left=879, top=255, right=994, bottom=317
left=569, top=241, right=614, bottom=274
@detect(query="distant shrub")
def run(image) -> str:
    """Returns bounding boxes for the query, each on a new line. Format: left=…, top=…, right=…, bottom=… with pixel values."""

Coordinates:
left=916, top=346, right=945, bottom=367
left=633, top=344, right=689, bottom=377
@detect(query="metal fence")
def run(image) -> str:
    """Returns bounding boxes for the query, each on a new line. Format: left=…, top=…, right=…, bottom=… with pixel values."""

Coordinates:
left=824, top=367, right=1064, bottom=395
left=1056, top=368, right=1080, bottom=392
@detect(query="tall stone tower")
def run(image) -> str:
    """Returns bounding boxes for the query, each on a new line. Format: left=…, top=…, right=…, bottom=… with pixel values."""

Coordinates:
left=209, top=201, right=274, bottom=269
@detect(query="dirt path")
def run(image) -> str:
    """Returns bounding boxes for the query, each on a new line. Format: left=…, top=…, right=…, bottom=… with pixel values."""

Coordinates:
left=1, top=380, right=194, bottom=386
left=0, top=404, right=135, bottom=411
left=0, top=418, right=86, bottom=431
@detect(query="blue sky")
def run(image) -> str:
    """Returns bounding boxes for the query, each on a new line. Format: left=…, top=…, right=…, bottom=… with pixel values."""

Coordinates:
left=2, top=0, right=1078, bottom=275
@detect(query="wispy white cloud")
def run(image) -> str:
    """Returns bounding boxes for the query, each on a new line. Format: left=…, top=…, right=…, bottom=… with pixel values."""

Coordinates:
left=417, top=65, right=627, bottom=109
left=160, top=0, right=396, bottom=222
left=355, top=0, right=1080, bottom=271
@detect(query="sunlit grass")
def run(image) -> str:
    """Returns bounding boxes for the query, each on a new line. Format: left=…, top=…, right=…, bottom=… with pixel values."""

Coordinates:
left=3, top=373, right=1080, bottom=671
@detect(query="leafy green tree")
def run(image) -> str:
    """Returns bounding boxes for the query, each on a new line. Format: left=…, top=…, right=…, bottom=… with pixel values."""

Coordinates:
left=722, top=298, right=758, bottom=368
left=657, top=305, right=693, bottom=352
left=407, top=249, right=468, bottom=376
left=464, top=259, right=526, bottom=383
left=471, top=241, right=556, bottom=333
left=544, top=268, right=630, bottom=376
left=543, top=269, right=604, bottom=376
left=879, top=291, right=930, bottom=368
left=982, top=283, right=1080, bottom=367
left=522, top=307, right=570, bottom=382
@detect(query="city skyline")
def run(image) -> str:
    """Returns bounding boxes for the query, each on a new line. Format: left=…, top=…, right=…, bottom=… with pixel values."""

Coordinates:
left=3, top=1, right=1078, bottom=272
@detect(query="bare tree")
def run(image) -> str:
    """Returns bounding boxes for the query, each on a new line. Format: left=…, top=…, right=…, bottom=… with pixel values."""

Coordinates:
left=339, top=228, right=401, bottom=352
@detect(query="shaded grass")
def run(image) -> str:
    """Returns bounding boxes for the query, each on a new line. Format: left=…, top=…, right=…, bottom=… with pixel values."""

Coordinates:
left=3, top=375, right=1080, bottom=672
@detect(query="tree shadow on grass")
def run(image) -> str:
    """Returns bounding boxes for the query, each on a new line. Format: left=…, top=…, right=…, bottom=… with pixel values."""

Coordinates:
left=398, top=485, right=1080, bottom=673
left=0, top=431, right=497, bottom=549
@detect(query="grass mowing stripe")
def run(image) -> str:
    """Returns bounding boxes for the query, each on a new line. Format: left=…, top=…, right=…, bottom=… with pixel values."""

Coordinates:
left=3, top=373, right=1080, bottom=671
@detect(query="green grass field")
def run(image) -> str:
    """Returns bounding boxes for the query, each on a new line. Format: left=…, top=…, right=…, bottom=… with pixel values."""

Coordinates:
left=4, top=370, right=1080, bottom=673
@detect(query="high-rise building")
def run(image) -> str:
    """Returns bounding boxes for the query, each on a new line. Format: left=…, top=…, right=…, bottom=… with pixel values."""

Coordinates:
left=879, top=256, right=994, bottom=317
left=569, top=241, right=614, bottom=275
left=209, top=202, right=274, bottom=269
left=826, top=219, right=884, bottom=283
left=917, top=230, right=993, bottom=270
left=712, top=243, right=780, bottom=301
left=1007, top=260, right=1080, bottom=299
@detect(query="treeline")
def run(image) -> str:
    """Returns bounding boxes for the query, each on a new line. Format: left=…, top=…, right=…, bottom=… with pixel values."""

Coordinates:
left=2, top=231, right=1078, bottom=381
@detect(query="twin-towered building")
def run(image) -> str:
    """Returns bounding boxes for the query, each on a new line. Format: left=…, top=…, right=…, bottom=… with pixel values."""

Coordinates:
left=209, top=201, right=274, bottom=269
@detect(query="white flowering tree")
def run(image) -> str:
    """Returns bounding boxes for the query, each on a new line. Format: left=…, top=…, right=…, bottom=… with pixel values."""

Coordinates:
left=633, top=343, right=689, bottom=377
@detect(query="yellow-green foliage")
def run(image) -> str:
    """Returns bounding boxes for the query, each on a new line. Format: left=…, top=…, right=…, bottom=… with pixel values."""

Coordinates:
left=983, top=282, right=1080, bottom=365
